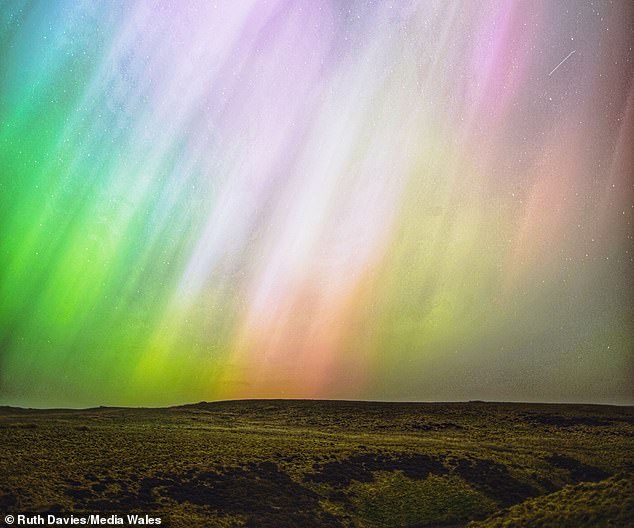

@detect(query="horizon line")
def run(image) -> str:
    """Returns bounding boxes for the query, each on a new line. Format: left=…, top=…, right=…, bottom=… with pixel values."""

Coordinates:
left=2, top=397, right=633, bottom=412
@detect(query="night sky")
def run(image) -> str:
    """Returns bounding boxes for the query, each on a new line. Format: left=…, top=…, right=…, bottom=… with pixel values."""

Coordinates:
left=1, top=1, right=632, bottom=407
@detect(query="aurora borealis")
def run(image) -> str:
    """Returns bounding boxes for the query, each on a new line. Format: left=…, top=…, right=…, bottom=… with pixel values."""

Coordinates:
left=0, top=1, right=632, bottom=408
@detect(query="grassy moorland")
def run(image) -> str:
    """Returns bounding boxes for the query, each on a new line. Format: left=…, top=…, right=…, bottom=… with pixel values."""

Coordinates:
left=0, top=400, right=632, bottom=527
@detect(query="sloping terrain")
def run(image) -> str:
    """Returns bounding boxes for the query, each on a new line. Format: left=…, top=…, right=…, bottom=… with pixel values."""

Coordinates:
left=0, top=400, right=632, bottom=527
left=469, top=473, right=634, bottom=527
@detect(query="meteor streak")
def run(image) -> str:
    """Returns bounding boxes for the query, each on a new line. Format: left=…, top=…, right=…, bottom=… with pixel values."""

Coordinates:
left=548, top=50, right=576, bottom=77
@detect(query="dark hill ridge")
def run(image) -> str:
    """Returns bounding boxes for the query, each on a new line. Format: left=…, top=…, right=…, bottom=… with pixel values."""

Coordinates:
left=175, top=398, right=634, bottom=415
left=2, top=399, right=633, bottom=413
left=1, top=400, right=632, bottom=527
left=171, top=399, right=634, bottom=430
